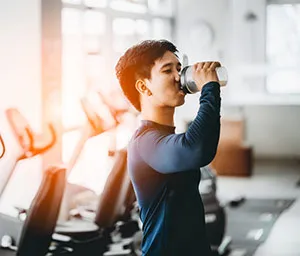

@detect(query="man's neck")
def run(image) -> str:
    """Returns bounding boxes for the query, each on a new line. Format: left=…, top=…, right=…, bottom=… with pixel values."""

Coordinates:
left=141, top=106, right=175, bottom=127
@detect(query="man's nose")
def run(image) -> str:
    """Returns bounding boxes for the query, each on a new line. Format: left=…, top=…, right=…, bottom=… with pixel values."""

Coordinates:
left=175, top=72, right=180, bottom=82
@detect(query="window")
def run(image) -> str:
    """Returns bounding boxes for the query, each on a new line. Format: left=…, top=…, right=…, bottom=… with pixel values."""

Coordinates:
left=62, top=0, right=82, bottom=5
left=112, top=18, right=150, bottom=54
left=110, top=0, right=147, bottom=13
left=83, top=11, right=106, bottom=36
left=61, top=0, right=175, bottom=193
left=84, top=0, right=107, bottom=8
left=62, top=130, right=113, bottom=194
left=148, top=0, right=173, bottom=17
left=152, top=18, right=172, bottom=41
left=266, top=3, right=300, bottom=94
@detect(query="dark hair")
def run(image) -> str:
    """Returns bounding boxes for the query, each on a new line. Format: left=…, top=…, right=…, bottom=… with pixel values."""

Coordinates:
left=115, top=39, right=178, bottom=112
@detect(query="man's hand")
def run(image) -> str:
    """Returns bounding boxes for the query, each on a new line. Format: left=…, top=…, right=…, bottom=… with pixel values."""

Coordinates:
left=192, top=62, right=221, bottom=91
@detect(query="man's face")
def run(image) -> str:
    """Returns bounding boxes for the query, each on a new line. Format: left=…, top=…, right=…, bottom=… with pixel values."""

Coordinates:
left=144, top=51, right=185, bottom=108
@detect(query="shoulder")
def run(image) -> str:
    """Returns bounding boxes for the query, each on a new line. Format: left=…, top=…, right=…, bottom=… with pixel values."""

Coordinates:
left=128, top=124, right=161, bottom=153
left=132, top=123, right=159, bottom=141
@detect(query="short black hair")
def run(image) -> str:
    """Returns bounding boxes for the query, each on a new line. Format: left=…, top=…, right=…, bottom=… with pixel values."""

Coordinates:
left=115, top=39, right=178, bottom=112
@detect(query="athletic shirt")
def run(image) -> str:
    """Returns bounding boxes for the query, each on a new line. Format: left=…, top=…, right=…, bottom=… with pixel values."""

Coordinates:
left=127, top=82, right=221, bottom=256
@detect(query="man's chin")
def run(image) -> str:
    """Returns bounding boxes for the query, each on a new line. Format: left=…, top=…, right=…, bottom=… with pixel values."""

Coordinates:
left=177, top=98, right=185, bottom=106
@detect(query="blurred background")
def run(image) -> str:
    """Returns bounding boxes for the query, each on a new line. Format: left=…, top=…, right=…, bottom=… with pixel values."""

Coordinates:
left=0, top=1, right=299, bottom=255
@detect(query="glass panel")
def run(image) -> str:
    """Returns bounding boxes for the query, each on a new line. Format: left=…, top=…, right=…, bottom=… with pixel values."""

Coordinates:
left=86, top=54, right=106, bottom=78
left=148, top=0, right=173, bottom=17
left=85, top=54, right=109, bottom=91
left=152, top=18, right=172, bottom=41
left=136, top=19, right=150, bottom=39
left=62, top=36, right=86, bottom=128
left=62, top=93, right=86, bottom=128
left=110, top=0, right=147, bottom=13
left=62, top=129, right=82, bottom=163
left=113, top=18, right=135, bottom=35
left=65, top=131, right=113, bottom=194
left=62, top=0, right=82, bottom=4
left=62, top=8, right=82, bottom=36
left=84, top=0, right=107, bottom=8
left=113, top=18, right=136, bottom=53
left=266, top=4, right=300, bottom=93
left=113, top=18, right=150, bottom=53
left=83, top=36, right=102, bottom=53
left=83, top=10, right=106, bottom=35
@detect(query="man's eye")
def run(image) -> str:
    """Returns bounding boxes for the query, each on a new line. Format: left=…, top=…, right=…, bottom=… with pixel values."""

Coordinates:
left=163, top=70, right=172, bottom=73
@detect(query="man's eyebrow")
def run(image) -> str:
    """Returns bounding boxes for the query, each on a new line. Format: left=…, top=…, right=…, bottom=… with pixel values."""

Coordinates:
left=160, top=62, right=182, bottom=70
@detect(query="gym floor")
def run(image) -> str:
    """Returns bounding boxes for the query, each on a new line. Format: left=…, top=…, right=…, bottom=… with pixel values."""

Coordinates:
left=217, top=159, right=300, bottom=256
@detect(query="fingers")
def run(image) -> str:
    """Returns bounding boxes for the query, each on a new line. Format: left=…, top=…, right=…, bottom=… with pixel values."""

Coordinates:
left=191, top=61, right=222, bottom=90
left=193, top=62, right=204, bottom=71
left=194, top=61, right=221, bottom=71
left=203, top=62, right=212, bottom=69
left=209, top=61, right=221, bottom=70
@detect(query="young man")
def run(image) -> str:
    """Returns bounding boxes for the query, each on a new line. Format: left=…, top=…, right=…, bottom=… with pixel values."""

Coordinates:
left=115, top=40, right=222, bottom=256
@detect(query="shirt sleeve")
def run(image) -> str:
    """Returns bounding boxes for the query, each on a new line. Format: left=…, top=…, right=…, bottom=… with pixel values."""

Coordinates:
left=136, top=82, right=221, bottom=174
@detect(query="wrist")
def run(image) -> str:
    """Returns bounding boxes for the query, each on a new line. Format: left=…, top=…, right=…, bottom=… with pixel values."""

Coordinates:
left=201, top=81, right=220, bottom=91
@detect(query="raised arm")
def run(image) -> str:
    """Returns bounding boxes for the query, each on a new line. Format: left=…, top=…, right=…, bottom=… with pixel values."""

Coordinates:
left=136, top=81, right=221, bottom=174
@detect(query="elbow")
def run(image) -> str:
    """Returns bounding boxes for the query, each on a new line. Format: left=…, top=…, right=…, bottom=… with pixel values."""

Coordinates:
left=190, top=144, right=218, bottom=169
left=200, top=149, right=217, bottom=167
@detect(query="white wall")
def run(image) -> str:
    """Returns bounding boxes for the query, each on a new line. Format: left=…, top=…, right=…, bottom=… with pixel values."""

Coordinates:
left=223, top=105, right=300, bottom=158
left=175, top=0, right=300, bottom=158
left=245, top=106, right=300, bottom=158
left=175, top=0, right=229, bottom=61
left=0, top=0, right=42, bottom=215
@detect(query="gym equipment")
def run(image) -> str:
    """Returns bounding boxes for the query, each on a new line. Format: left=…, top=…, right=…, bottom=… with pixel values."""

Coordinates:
left=51, top=95, right=138, bottom=255
left=200, top=166, right=232, bottom=255
left=0, top=108, right=57, bottom=249
left=0, top=166, right=66, bottom=255
left=0, top=108, right=56, bottom=198
left=0, top=93, right=138, bottom=255
left=16, top=166, right=66, bottom=255
left=57, top=94, right=120, bottom=221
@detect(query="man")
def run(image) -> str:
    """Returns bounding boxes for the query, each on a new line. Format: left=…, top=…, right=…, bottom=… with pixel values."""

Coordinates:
left=115, top=39, right=222, bottom=256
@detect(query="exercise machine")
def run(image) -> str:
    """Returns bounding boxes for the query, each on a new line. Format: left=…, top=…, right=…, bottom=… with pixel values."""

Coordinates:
left=0, top=109, right=57, bottom=254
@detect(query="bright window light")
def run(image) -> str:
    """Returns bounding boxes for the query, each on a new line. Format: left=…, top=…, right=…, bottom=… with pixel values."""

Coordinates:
left=84, top=0, right=107, bottom=8
left=110, top=0, right=147, bottom=13
left=266, top=4, right=300, bottom=93
left=83, top=11, right=106, bottom=35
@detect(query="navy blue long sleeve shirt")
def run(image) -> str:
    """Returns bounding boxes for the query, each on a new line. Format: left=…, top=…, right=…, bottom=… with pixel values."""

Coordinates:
left=127, top=82, right=221, bottom=256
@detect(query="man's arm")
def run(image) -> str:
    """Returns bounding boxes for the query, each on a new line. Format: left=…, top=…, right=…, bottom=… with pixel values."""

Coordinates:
left=136, top=82, right=221, bottom=174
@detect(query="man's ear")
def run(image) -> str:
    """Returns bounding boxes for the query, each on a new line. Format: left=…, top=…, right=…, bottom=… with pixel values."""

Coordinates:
left=135, top=79, right=152, bottom=96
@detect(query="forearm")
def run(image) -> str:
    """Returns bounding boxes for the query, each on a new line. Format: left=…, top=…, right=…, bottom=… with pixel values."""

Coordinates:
left=184, top=82, right=221, bottom=165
